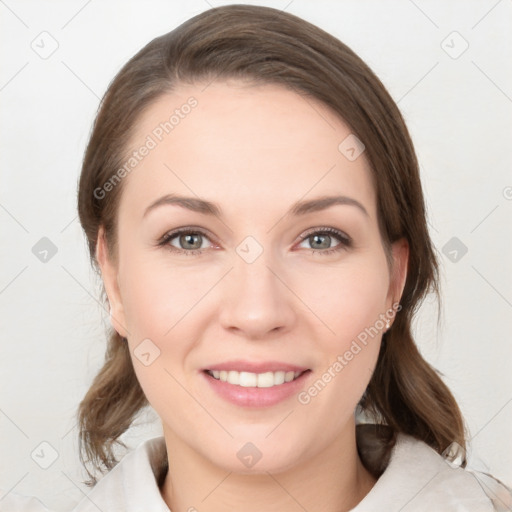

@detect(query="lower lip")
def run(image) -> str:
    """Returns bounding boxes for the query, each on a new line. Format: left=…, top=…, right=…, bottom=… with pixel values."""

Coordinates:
left=201, top=370, right=312, bottom=408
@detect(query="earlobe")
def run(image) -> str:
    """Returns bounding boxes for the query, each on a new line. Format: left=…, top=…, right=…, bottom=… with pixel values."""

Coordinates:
left=96, top=226, right=128, bottom=338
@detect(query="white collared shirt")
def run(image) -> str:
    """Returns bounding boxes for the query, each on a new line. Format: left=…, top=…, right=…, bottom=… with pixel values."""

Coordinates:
left=2, top=433, right=511, bottom=511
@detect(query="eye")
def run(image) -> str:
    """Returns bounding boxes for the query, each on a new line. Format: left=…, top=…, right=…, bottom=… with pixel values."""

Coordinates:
left=296, top=227, right=352, bottom=256
left=157, top=226, right=352, bottom=257
left=158, top=228, right=213, bottom=256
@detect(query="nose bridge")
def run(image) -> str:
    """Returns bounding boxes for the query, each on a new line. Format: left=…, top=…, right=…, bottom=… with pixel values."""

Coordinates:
left=219, top=236, right=295, bottom=336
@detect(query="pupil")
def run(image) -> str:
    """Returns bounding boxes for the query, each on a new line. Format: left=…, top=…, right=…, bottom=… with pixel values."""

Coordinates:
left=179, top=233, right=333, bottom=251
left=182, top=233, right=201, bottom=250
left=312, top=234, right=329, bottom=249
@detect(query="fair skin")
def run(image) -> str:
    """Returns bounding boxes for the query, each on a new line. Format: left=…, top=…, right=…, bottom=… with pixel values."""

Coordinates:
left=97, top=80, right=408, bottom=512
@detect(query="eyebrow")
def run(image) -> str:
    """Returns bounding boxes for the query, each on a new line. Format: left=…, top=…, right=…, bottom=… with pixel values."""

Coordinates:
left=143, top=193, right=369, bottom=219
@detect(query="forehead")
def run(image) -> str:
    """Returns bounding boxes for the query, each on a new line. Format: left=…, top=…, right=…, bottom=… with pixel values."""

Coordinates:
left=118, top=80, right=376, bottom=221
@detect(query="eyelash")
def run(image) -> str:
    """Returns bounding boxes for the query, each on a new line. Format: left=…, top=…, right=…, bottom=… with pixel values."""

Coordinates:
left=157, top=226, right=352, bottom=257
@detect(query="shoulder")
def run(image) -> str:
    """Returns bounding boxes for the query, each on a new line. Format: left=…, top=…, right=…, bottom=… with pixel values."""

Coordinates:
left=0, top=437, right=169, bottom=512
left=71, top=436, right=169, bottom=512
left=353, top=431, right=512, bottom=511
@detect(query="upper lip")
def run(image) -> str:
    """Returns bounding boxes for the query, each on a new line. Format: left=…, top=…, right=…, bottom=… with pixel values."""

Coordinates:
left=204, top=360, right=310, bottom=373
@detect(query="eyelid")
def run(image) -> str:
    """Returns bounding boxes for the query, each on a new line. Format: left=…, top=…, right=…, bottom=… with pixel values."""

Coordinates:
left=157, top=226, right=218, bottom=254
left=297, top=226, right=352, bottom=244
left=159, top=226, right=216, bottom=241
left=158, top=225, right=352, bottom=255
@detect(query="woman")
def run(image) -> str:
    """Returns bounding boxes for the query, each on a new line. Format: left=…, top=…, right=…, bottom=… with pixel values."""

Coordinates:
left=3, top=4, right=510, bottom=511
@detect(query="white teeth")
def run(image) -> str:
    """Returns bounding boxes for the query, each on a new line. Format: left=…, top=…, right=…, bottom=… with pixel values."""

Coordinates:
left=208, top=369, right=303, bottom=387
left=257, top=371, right=274, bottom=388
left=273, top=371, right=285, bottom=385
left=239, top=371, right=257, bottom=387
left=285, top=371, right=295, bottom=383
left=227, top=370, right=239, bottom=385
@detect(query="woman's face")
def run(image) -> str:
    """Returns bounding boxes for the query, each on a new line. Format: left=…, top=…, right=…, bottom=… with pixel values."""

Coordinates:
left=98, top=80, right=408, bottom=473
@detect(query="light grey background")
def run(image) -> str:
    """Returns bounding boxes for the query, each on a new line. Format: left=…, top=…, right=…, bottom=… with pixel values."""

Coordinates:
left=1, top=0, right=511, bottom=510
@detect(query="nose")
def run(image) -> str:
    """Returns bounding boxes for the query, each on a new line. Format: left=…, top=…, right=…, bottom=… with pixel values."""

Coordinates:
left=218, top=249, right=297, bottom=340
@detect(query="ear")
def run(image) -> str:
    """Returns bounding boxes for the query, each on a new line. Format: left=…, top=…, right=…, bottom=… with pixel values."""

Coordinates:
left=96, top=225, right=128, bottom=338
left=387, top=237, right=409, bottom=310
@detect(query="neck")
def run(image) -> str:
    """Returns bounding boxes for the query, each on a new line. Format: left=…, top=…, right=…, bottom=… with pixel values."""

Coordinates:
left=160, top=421, right=377, bottom=512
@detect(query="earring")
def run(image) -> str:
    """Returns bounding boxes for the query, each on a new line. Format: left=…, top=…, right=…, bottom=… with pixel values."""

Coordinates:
left=385, top=319, right=391, bottom=331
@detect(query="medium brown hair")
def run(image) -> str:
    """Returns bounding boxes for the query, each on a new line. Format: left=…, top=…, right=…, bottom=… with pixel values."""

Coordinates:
left=77, top=4, right=466, bottom=485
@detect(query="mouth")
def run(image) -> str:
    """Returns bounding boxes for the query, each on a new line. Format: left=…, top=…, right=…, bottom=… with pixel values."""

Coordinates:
left=204, top=369, right=310, bottom=388
left=200, top=360, right=312, bottom=407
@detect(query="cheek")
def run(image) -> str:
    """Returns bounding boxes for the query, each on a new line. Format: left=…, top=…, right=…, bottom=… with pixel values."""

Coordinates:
left=119, top=253, right=215, bottom=341
left=295, top=256, right=388, bottom=407
left=300, top=256, right=389, bottom=345
left=117, top=254, right=219, bottom=404
left=119, top=258, right=199, bottom=416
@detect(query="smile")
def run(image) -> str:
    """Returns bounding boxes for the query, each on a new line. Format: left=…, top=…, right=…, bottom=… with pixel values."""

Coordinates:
left=205, top=369, right=306, bottom=388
